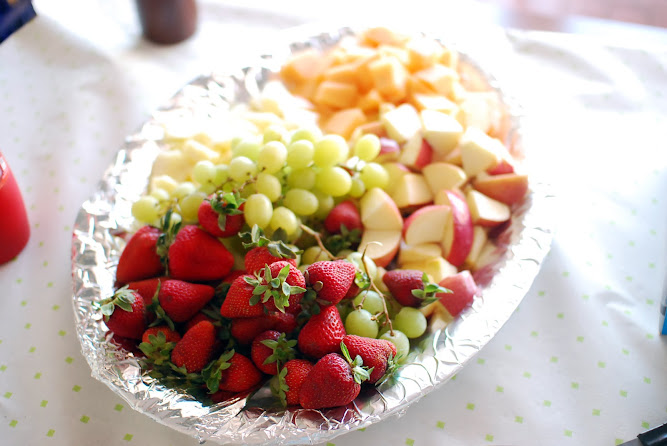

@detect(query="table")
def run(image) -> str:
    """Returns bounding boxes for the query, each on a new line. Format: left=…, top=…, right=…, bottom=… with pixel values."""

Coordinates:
left=1, top=1, right=666, bottom=445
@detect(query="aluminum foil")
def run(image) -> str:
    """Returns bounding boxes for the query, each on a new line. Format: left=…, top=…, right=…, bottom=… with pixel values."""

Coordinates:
left=71, top=26, right=555, bottom=445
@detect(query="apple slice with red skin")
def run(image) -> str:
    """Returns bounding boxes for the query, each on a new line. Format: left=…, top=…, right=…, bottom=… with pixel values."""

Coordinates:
left=437, top=270, right=479, bottom=317
left=473, top=173, right=528, bottom=205
left=375, top=137, right=401, bottom=163
left=398, top=242, right=442, bottom=266
left=402, top=204, right=450, bottom=246
left=422, top=162, right=467, bottom=194
left=360, top=187, right=403, bottom=231
left=464, top=225, right=488, bottom=269
left=437, top=190, right=473, bottom=268
left=466, top=189, right=510, bottom=227
left=390, top=173, right=433, bottom=209
left=486, top=158, right=514, bottom=175
left=358, top=229, right=401, bottom=267
left=399, top=134, right=433, bottom=170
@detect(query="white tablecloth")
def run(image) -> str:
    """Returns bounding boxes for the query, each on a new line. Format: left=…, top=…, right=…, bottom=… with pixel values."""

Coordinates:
left=1, top=1, right=666, bottom=445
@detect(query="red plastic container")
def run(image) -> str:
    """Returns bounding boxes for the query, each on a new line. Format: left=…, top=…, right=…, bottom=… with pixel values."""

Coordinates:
left=0, top=153, right=30, bottom=264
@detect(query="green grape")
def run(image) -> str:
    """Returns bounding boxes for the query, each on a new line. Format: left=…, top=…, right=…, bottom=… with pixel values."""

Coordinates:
left=393, top=307, right=427, bottom=339
left=151, top=175, right=178, bottom=193
left=198, top=183, right=217, bottom=195
left=360, top=162, right=389, bottom=190
left=353, top=290, right=384, bottom=315
left=232, top=137, right=262, bottom=160
left=283, top=188, right=319, bottom=216
left=287, top=168, right=316, bottom=190
left=229, top=156, right=258, bottom=182
left=170, top=182, right=196, bottom=199
left=192, top=160, right=216, bottom=185
left=286, top=140, right=314, bottom=169
left=255, top=173, right=282, bottom=202
left=270, top=206, right=298, bottom=235
left=212, top=164, right=229, bottom=186
left=257, top=141, right=287, bottom=174
left=316, top=166, right=352, bottom=196
left=301, top=246, right=330, bottom=264
left=313, top=191, right=334, bottom=219
left=244, top=193, right=273, bottom=229
left=131, top=196, right=160, bottom=223
left=336, top=248, right=354, bottom=258
left=263, top=125, right=288, bottom=144
left=179, top=192, right=206, bottom=222
left=346, top=252, right=378, bottom=282
left=353, top=133, right=381, bottom=161
left=348, top=175, right=366, bottom=198
left=290, top=127, right=322, bottom=144
left=379, top=329, right=410, bottom=361
left=313, top=134, right=349, bottom=168
left=345, top=309, right=379, bottom=338
left=149, top=188, right=170, bottom=202
left=298, top=264, right=310, bottom=274
left=239, top=183, right=257, bottom=198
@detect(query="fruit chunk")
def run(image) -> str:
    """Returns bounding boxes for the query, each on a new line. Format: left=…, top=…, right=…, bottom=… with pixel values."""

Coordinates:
left=314, top=81, right=359, bottom=109
left=369, top=57, right=408, bottom=102
left=380, top=103, right=421, bottom=144
left=420, top=109, right=463, bottom=156
left=438, top=190, right=474, bottom=268
left=472, top=173, right=528, bottom=205
left=390, top=173, right=433, bottom=208
left=401, top=256, right=457, bottom=283
left=437, top=271, right=478, bottom=317
left=323, top=108, right=367, bottom=140
left=465, top=226, right=489, bottom=269
left=359, top=187, right=403, bottom=231
left=398, top=242, right=442, bottom=266
left=422, top=162, right=467, bottom=194
left=358, top=229, right=401, bottom=267
left=399, top=134, right=433, bottom=170
left=466, top=190, right=511, bottom=227
left=459, top=128, right=502, bottom=177
left=402, top=204, right=450, bottom=246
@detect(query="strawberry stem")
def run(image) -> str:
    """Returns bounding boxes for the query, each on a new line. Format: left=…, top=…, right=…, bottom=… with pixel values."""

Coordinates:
left=299, top=224, right=336, bottom=260
left=360, top=244, right=394, bottom=336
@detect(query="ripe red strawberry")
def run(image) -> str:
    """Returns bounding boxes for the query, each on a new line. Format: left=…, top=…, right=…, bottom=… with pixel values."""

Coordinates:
left=298, top=346, right=370, bottom=409
left=254, top=261, right=306, bottom=314
left=100, top=287, right=147, bottom=339
left=251, top=330, right=297, bottom=375
left=141, top=326, right=181, bottom=344
left=184, top=312, right=217, bottom=332
left=203, top=350, right=263, bottom=393
left=270, top=311, right=297, bottom=334
left=305, top=260, right=356, bottom=306
left=230, top=311, right=297, bottom=344
left=382, top=269, right=447, bottom=307
left=109, top=334, right=142, bottom=355
left=198, top=193, right=245, bottom=238
left=282, top=359, right=313, bottom=406
left=324, top=200, right=363, bottom=234
left=168, top=225, right=234, bottom=281
left=171, top=320, right=217, bottom=373
left=127, top=277, right=167, bottom=306
left=342, top=335, right=397, bottom=384
left=158, top=279, right=215, bottom=323
left=116, top=226, right=164, bottom=284
left=222, top=270, right=247, bottom=284
left=219, top=274, right=264, bottom=318
left=244, top=246, right=297, bottom=274
left=297, top=305, right=346, bottom=359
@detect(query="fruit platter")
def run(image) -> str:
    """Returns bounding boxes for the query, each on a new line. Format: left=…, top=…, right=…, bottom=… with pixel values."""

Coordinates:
left=71, top=26, right=553, bottom=445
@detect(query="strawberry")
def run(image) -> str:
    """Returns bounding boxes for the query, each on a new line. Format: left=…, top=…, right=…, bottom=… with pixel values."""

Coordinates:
left=127, top=277, right=167, bottom=306
left=158, top=279, right=215, bottom=323
left=219, top=274, right=265, bottom=318
left=324, top=201, right=363, bottom=234
left=139, top=326, right=181, bottom=365
left=184, top=312, right=217, bottom=332
left=382, top=269, right=448, bottom=307
left=171, top=320, right=217, bottom=373
left=298, top=344, right=370, bottom=409
left=251, top=330, right=296, bottom=375
left=342, top=335, right=397, bottom=384
left=305, top=260, right=356, bottom=306
left=271, top=358, right=314, bottom=406
left=203, top=350, right=263, bottom=393
left=98, top=286, right=147, bottom=339
left=297, top=305, right=346, bottom=359
left=116, top=226, right=164, bottom=284
left=248, top=261, right=306, bottom=313
left=230, top=311, right=297, bottom=344
left=168, top=225, right=234, bottom=282
left=270, top=311, right=297, bottom=334
left=198, top=192, right=245, bottom=238
left=109, top=334, right=142, bottom=355
left=222, top=270, right=248, bottom=284
left=241, top=225, right=300, bottom=274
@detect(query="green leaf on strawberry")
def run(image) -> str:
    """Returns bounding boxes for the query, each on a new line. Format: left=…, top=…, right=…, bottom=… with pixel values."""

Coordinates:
left=96, top=285, right=136, bottom=318
left=239, top=225, right=301, bottom=260
left=411, top=273, right=451, bottom=305
left=138, top=331, right=175, bottom=366
left=340, top=341, right=372, bottom=385
left=323, top=224, right=361, bottom=254
left=202, top=350, right=235, bottom=393
left=156, top=208, right=182, bottom=271
left=145, top=283, right=176, bottom=331
left=210, top=190, right=245, bottom=232
left=260, top=333, right=297, bottom=368
left=270, top=366, right=289, bottom=407
left=245, top=264, right=306, bottom=313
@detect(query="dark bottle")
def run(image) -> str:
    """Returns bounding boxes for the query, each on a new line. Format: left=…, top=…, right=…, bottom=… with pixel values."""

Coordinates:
left=135, top=0, right=197, bottom=45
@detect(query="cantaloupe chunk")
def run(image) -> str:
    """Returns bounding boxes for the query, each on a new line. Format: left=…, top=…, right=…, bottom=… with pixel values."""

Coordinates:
left=406, top=37, right=445, bottom=72
left=358, top=89, right=383, bottom=113
left=324, top=63, right=359, bottom=84
left=281, top=49, right=330, bottom=85
left=414, top=64, right=459, bottom=98
left=323, top=108, right=367, bottom=140
left=314, top=81, right=359, bottom=109
left=368, top=56, right=408, bottom=103
left=378, top=45, right=409, bottom=66
left=361, top=27, right=408, bottom=47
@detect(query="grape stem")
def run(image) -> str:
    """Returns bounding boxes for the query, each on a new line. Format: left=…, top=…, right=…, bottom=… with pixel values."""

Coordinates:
left=298, top=224, right=336, bottom=260
left=360, top=243, right=394, bottom=336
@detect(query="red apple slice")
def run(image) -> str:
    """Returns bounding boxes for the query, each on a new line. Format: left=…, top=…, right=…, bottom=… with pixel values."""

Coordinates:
left=398, top=242, right=442, bottom=266
left=466, top=189, right=510, bottom=227
left=382, top=162, right=410, bottom=195
left=422, top=162, right=467, bottom=194
left=437, top=270, right=478, bottom=317
left=360, top=187, right=403, bottom=231
left=420, top=109, right=463, bottom=156
left=473, top=173, right=528, bottom=205
left=486, top=158, right=514, bottom=175
left=438, top=190, right=473, bottom=267
left=402, top=204, right=450, bottom=246
left=399, top=134, right=433, bottom=170
left=459, top=128, right=501, bottom=177
left=375, top=137, right=401, bottom=163
left=464, top=225, right=488, bottom=269
left=390, top=173, right=433, bottom=208
left=358, top=229, right=401, bottom=267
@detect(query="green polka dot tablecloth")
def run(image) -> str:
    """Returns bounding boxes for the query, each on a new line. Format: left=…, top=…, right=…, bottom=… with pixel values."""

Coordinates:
left=1, top=1, right=666, bottom=445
